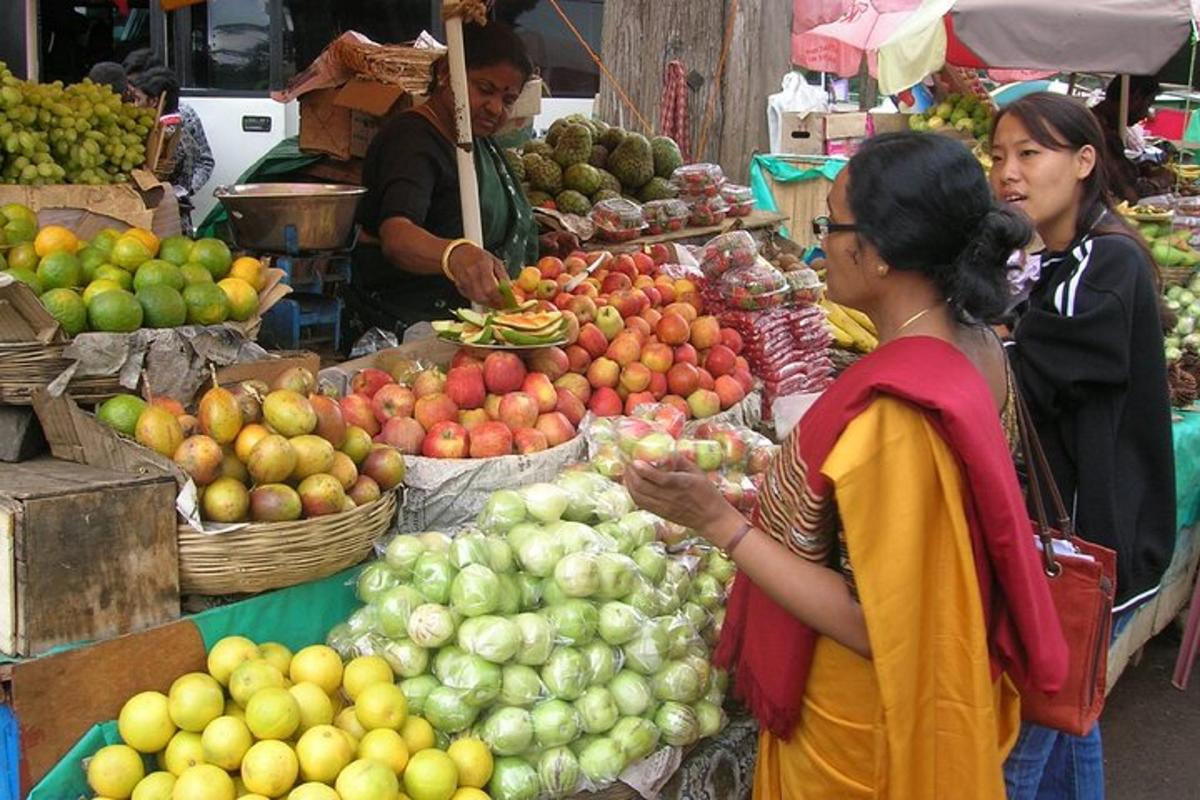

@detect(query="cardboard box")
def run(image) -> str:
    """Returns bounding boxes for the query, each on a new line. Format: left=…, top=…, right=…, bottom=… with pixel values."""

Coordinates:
left=0, top=170, right=180, bottom=238
left=300, top=79, right=415, bottom=161
left=0, top=457, right=179, bottom=658
left=778, top=112, right=872, bottom=157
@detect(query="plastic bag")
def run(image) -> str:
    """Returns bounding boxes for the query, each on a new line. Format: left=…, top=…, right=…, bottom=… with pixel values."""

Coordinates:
left=718, top=258, right=790, bottom=311
left=671, top=163, right=726, bottom=198
left=720, top=184, right=755, bottom=217
left=642, top=199, right=690, bottom=235
left=785, top=267, right=823, bottom=305
left=767, top=71, right=829, bottom=154
left=700, top=231, right=758, bottom=278
left=687, top=195, right=729, bottom=228
left=590, top=198, right=647, bottom=242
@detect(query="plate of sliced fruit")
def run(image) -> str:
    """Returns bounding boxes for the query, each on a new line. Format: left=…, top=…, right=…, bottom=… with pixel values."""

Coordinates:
left=432, top=303, right=569, bottom=348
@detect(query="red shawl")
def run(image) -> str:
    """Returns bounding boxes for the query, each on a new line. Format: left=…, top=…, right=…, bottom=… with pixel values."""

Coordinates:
left=714, top=336, right=1068, bottom=738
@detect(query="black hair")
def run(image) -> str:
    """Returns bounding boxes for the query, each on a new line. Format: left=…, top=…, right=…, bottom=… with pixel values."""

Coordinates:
left=132, top=66, right=180, bottom=113
left=1104, top=74, right=1161, bottom=101
left=87, top=61, right=127, bottom=95
left=846, top=132, right=1032, bottom=321
left=122, top=47, right=162, bottom=79
left=427, top=22, right=532, bottom=95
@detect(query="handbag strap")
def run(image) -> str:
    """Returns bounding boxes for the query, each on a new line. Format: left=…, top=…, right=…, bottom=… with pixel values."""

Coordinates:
left=1013, top=379, right=1073, bottom=576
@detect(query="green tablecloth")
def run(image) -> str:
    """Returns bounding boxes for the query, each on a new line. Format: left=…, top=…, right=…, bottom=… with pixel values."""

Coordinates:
left=1172, top=408, right=1200, bottom=530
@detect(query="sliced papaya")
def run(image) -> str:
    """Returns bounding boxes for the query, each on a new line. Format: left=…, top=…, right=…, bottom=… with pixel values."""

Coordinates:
left=496, top=323, right=566, bottom=345
left=463, top=325, right=494, bottom=345
left=492, top=311, right=563, bottom=331
left=432, top=320, right=464, bottom=336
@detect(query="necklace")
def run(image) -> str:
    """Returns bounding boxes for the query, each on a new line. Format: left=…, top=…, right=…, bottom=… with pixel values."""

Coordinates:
left=896, top=303, right=940, bottom=334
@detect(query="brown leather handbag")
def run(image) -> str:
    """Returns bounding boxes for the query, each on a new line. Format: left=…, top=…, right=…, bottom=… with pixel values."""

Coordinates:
left=1014, top=389, right=1117, bottom=736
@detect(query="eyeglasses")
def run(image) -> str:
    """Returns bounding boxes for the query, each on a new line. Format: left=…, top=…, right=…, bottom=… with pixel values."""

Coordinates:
left=811, top=216, right=858, bottom=239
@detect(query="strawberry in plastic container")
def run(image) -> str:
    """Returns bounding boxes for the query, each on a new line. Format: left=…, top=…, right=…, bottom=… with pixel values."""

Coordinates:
left=688, top=194, right=730, bottom=228
left=590, top=198, right=647, bottom=243
left=721, top=183, right=755, bottom=217
left=671, top=163, right=727, bottom=198
left=642, top=199, right=690, bottom=235
left=699, top=230, right=759, bottom=278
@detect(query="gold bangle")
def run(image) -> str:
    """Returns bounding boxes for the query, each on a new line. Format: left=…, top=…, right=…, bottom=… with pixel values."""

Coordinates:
left=441, top=238, right=474, bottom=282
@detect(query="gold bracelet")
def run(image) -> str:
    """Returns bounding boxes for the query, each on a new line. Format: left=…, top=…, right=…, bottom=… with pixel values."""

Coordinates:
left=441, top=238, right=474, bottom=282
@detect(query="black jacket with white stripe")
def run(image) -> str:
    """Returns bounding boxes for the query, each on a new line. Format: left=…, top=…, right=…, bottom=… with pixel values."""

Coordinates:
left=1009, top=224, right=1176, bottom=609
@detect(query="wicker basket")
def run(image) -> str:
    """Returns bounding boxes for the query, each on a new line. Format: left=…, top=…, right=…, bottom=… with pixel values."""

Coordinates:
left=0, top=341, right=124, bottom=405
left=177, top=489, right=398, bottom=595
left=1162, top=265, right=1196, bottom=287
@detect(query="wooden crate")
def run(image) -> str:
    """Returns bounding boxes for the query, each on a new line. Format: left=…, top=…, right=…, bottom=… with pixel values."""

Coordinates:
left=760, top=156, right=839, bottom=248
left=0, top=457, right=180, bottom=657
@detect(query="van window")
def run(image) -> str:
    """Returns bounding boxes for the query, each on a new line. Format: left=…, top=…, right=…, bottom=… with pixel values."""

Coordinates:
left=39, top=1, right=152, bottom=85
left=288, top=0, right=434, bottom=73
left=180, top=0, right=275, bottom=91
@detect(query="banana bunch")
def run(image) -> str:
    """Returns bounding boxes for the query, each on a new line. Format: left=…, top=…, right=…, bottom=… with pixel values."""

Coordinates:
left=821, top=298, right=878, bottom=353
left=1171, top=163, right=1200, bottom=183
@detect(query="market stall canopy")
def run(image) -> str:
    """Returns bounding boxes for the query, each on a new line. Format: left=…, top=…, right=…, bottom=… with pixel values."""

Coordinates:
left=794, top=0, right=1199, bottom=95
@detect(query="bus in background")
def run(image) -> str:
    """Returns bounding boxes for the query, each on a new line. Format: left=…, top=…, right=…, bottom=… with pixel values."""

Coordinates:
left=1, top=0, right=602, bottom=221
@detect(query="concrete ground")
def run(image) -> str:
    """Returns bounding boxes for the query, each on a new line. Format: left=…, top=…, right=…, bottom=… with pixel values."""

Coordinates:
left=1103, top=627, right=1200, bottom=798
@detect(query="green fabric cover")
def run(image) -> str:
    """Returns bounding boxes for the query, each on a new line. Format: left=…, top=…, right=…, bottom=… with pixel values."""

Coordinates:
left=1173, top=409, right=1200, bottom=530
left=748, top=154, right=847, bottom=238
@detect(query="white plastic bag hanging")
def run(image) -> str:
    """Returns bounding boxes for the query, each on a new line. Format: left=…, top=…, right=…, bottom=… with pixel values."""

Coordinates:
left=768, top=72, right=829, bottom=154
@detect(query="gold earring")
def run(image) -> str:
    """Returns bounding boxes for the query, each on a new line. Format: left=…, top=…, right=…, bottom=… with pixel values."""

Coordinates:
left=876, top=265, right=888, bottom=277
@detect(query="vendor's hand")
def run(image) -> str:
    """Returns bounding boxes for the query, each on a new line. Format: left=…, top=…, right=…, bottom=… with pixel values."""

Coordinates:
left=625, top=454, right=743, bottom=543
left=539, top=231, right=580, bottom=258
left=447, top=243, right=508, bottom=308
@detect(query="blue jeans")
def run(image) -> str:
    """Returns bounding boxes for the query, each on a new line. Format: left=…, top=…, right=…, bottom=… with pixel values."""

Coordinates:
left=1003, top=722, right=1104, bottom=799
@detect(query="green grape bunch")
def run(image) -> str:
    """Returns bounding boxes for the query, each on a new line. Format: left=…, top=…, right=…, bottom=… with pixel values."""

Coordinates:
left=0, top=61, right=158, bottom=186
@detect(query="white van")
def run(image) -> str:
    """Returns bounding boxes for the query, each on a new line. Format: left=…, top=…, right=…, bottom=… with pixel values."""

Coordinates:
left=3, top=0, right=601, bottom=221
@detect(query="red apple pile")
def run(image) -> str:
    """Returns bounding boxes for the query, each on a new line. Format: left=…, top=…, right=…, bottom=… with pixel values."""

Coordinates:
left=507, top=249, right=754, bottom=423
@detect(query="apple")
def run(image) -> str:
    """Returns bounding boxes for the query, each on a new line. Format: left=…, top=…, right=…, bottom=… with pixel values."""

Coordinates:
left=513, top=427, right=549, bottom=454
left=623, top=316, right=652, bottom=343
left=414, top=392, right=458, bottom=430
left=310, top=394, right=347, bottom=447
left=483, top=393, right=503, bottom=420
left=483, top=351, right=527, bottom=394
left=648, top=403, right=687, bottom=438
left=522, top=372, right=559, bottom=413
left=469, top=420, right=514, bottom=458
left=648, top=243, right=672, bottom=264
left=734, top=355, right=751, bottom=373
left=642, top=286, right=662, bottom=308
left=609, top=289, right=642, bottom=319
left=555, top=387, right=586, bottom=427
left=667, top=362, right=701, bottom=396
left=631, top=252, right=655, bottom=275
left=714, top=374, right=746, bottom=409
left=451, top=349, right=485, bottom=370
left=716, top=474, right=744, bottom=508
left=587, top=357, right=620, bottom=389
left=631, top=431, right=676, bottom=467
left=661, top=394, right=691, bottom=419
left=371, top=383, right=416, bottom=423
left=458, top=408, right=491, bottom=432
left=411, top=368, right=446, bottom=398
left=573, top=281, right=599, bottom=298
left=677, top=438, right=724, bottom=471
left=517, top=266, right=542, bottom=293
left=566, top=344, right=592, bottom=374
left=577, top=323, right=609, bottom=359
left=620, top=362, right=652, bottom=393
left=656, top=312, right=690, bottom=346
left=422, top=421, right=469, bottom=458
left=588, top=386, right=624, bottom=417
left=747, top=446, right=775, bottom=475
left=445, top=364, right=486, bottom=409
left=378, top=416, right=425, bottom=455
left=648, top=371, right=668, bottom=399
left=535, top=411, right=575, bottom=448
left=537, top=255, right=564, bottom=280
left=350, top=368, right=392, bottom=398
left=719, top=328, right=744, bottom=355
left=704, top=344, right=737, bottom=377
left=697, top=368, right=715, bottom=391
left=624, top=391, right=657, bottom=416
left=554, top=373, right=592, bottom=404
left=615, top=418, right=656, bottom=454
left=498, top=392, right=539, bottom=430
left=606, top=333, right=642, bottom=367
left=712, top=428, right=749, bottom=466
left=568, top=295, right=598, bottom=324
left=601, top=272, right=632, bottom=294
left=665, top=301, right=698, bottom=324
left=690, top=316, right=721, bottom=349
left=563, top=255, right=588, bottom=275
left=640, top=342, right=674, bottom=373
left=340, top=393, right=381, bottom=436
left=595, top=306, right=624, bottom=341
left=687, top=389, right=721, bottom=419
left=674, top=343, right=698, bottom=366
left=732, top=366, right=754, bottom=395
left=526, top=346, right=569, bottom=381
left=554, top=292, right=574, bottom=310
left=534, top=279, right=558, bottom=300
left=655, top=282, right=676, bottom=304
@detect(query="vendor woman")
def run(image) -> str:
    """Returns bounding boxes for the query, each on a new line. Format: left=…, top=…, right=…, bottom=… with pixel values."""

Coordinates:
left=351, top=22, right=574, bottom=335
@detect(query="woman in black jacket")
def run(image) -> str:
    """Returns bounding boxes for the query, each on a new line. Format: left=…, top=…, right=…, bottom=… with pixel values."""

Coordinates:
left=990, top=92, right=1175, bottom=799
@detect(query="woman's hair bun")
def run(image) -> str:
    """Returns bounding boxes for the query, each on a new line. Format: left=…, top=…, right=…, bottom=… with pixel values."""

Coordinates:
left=949, top=206, right=1034, bottom=321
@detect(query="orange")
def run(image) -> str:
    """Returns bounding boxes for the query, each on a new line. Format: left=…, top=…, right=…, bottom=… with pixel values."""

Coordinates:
left=34, top=225, right=79, bottom=258
left=229, top=257, right=266, bottom=291
left=123, top=227, right=161, bottom=257
left=7, top=242, right=38, bottom=272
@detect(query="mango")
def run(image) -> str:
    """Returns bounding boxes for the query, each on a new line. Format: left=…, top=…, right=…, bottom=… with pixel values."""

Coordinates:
left=249, top=484, right=303, bottom=522
left=198, top=386, right=243, bottom=445
left=289, top=434, right=336, bottom=481
left=247, top=434, right=297, bottom=484
left=136, top=406, right=184, bottom=457
left=173, top=435, right=223, bottom=486
left=263, top=390, right=317, bottom=437
left=203, top=477, right=250, bottom=523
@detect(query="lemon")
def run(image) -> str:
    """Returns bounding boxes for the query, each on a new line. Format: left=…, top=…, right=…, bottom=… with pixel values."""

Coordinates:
left=336, top=706, right=369, bottom=740
left=450, top=790, right=490, bottom=800
left=182, top=281, right=230, bottom=325
left=40, top=287, right=87, bottom=335
left=218, top=277, right=259, bottom=322
left=355, top=683, right=407, bottom=731
left=207, top=635, right=261, bottom=686
left=259, top=641, right=293, bottom=675
left=130, top=770, right=175, bottom=800
left=96, top=263, right=133, bottom=290
left=159, top=730, right=205, bottom=776
left=124, top=227, right=160, bottom=257
left=336, top=758, right=401, bottom=800
left=230, top=256, right=266, bottom=291
left=445, top=737, right=492, bottom=789
left=295, top=724, right=355, bottom=784
left=400, top=716, right=436, bottom=754
left=4, top=266, right=43, bottom=295
left=158, top=235, right=195, bottom=266
left=200, top=715, right=253, bottom=770
left=133, top=259, right=183, bottom=292
left=290, top=681, right=334, bottom=732
left=36, top=250, right=81, bottom=289
left=111, top=236, right=152, bottom=271
left=229, top=658, right=285, bottom=706
left=290, top=645, right=344, bottom=696
left=136, top=284, right=186, bottom=328
left=168, top=672, right=224, bottom=732
left=358, top=728, right=409, bottom=775
left=87, top=744, right=144, bottom=799
left=403, top=749, right=458, bottom=800
left=190, top=238, right=233, bottom=279
left=223, top=698, right=246, bottom=722
left=343, top=656, right=394, bottom=701
left=174, top=764, right=235, bottom=800
left=287, top=783, right=341, bottom=800
left=241, top=740, right=300, bottom=798
left=180, top=263, right=213, bottom=285
left=87, top=288, right=143, bottom=332
left=245, top=686, right=301, bottom=740
left=118, top=691, right=176, bottom=753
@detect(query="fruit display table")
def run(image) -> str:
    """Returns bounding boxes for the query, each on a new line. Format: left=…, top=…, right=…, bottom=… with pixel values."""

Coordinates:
left=1108, top=408, right=1200, bottom=688
left=581, top=210, right=788, bottom=255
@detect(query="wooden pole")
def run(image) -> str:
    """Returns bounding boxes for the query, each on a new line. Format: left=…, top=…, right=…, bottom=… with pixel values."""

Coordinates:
left=1118, top=74, right=1130, bottom=145
left=445, top=15, right=483, bottom=245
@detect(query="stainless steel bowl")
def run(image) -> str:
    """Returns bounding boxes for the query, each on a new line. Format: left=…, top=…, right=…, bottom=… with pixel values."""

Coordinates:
left=213, top=183, right=367, bottom=252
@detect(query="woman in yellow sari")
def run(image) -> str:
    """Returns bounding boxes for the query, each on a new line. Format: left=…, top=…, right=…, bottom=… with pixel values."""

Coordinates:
left=625, top=132, right=1068, bottom=799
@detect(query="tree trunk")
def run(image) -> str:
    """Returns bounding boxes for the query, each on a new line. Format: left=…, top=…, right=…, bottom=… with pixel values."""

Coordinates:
left=597, top=0, right=793, bottom=184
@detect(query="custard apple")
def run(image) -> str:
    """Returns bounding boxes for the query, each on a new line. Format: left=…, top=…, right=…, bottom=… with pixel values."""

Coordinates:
left=526, top=154, right=563, bottom=195
left=589, top=145, right=610, bottom=169
left=504, top=148, right=525, bottom=181
left=638, top=176, right=678, bottom=202
left=553, top=123, right=594, bottom=168
left=556, top=189, right=592, bottom=215
left=591, top=189, right=621, bottom=204
left=527, top=190, right=555, bottom=208
left=607, top=132, right=655, bottom=191
left=651, top=136, right=684, bottom=179
left=522, top=138, right=553, bottom=158
left=563, top=163, right=602, bottom=196
left=595, top=169, right=622, bottom=194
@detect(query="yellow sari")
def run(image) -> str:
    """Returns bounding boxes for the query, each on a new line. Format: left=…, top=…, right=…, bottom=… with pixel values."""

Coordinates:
left=753, top=396, right=1021, bottom=798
